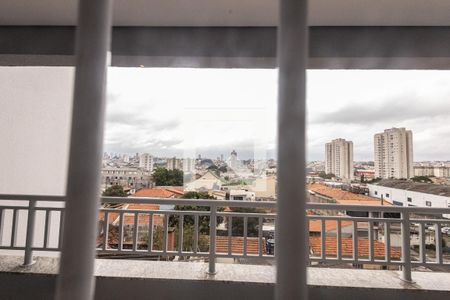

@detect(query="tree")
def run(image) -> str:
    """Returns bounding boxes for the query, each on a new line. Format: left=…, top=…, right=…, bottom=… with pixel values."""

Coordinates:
left=228, top=207, right=264, bottom=237
left=218, top=165, right=228, bottom=173
left=102, top=185, right=127, bottom=197
left=318, top=171, right=335, bottom=180
left=411, top=176, right=433, bottom=183
left=367, top=177, right=382, bottom=183
left=152, top=168, right=183, bottom=186
left=170, top=192, right=223, bottom=235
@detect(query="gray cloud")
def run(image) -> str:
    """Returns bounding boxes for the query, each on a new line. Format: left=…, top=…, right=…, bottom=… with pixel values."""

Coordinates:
left=311, top=92, right=450, bottom=125
left=103, top=69, right=450, bottom=162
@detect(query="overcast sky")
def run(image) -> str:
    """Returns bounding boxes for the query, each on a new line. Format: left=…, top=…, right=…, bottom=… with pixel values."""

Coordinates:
left=105, top=68, right=450, bottom=162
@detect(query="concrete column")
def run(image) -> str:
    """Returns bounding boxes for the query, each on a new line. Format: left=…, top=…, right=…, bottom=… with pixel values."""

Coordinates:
left=55, top=0, right=113, bottom=299
left=275, top=0, right=308, bottom=299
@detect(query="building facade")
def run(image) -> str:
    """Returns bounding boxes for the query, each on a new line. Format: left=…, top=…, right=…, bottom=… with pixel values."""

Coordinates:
left=325, top=138, right=354, bottom=181
left=367, top=180, right=450, bottom=218
left=139, top=153, right=154, bottom=172
left=167, top=157, right=182, bottom=170
left=101, top=167, right=152, bottom=190
left=414, top=165, right=450, bottom=178
left=374, top=128, right=413, bottom=179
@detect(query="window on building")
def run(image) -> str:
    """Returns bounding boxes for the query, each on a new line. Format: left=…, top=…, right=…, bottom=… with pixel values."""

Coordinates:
left=374, top=191, right=378, bottom=195
left=426, top=201, right=432, bottom=207
left=385, top=193, right=389, bottom=198
left=407, top=197, right=412, bottom=202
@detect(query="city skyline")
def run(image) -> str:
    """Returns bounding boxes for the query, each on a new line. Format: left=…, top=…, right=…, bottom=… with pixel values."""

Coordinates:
left=1, top=67, right=449, bottom=163
left=105, top=68, right=450, bottom=161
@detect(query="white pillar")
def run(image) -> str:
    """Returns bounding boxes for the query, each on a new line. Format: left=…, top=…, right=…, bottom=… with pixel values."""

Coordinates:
left=55, top=0, right=113, bottom=299
left=275, top=0, right=308, bottom=299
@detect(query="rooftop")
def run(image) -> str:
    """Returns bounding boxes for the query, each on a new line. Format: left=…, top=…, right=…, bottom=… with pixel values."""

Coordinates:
left=309, top=237, right=401, bottom=260
left=308, top=183, right=392, bottom=206
left=373, top=179, right=450, bottom=197
left=133, top=188, right=182, bottom=198
left=308, top=220, right=353, bottom=233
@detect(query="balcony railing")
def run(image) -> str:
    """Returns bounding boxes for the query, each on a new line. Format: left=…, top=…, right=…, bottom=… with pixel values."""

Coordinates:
left=0, top=194, right=449, bottom=281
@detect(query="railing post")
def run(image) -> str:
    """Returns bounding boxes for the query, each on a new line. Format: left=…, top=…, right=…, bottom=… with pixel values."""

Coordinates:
left=401, top=212, right=413, bottom=282
left=23, top=200, right=36, bottom=266
left=208, top=203, right=217, bottom=275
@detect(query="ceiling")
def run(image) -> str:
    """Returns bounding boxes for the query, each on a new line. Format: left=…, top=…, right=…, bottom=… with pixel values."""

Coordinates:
left=0, top=0, right=449, bottom=27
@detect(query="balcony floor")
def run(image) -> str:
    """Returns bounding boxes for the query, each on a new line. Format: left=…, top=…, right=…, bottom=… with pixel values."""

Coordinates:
left=0, top=255, right=449, bottom=300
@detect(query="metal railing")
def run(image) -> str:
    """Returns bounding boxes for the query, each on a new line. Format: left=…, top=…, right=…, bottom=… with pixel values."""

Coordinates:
left=0, top=194, right=449, bottom=281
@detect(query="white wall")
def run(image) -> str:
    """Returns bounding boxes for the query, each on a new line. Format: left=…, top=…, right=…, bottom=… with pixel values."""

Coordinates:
left=367, top=184, right=450, bottom=218
left=0, top=67, right=74, bottom=195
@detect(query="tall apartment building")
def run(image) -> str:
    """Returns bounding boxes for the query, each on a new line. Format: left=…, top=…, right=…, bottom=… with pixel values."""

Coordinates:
left=139, top=153, right=154, bottom=172
left=183, top=158, right=195, bottom=173
left=414, top=165, right=450, bottom=178
left=325, top=138, right=354, bottom=180
left=167, top=157, right=181, bottom=170
left=374, top=128, right=413, bottom=179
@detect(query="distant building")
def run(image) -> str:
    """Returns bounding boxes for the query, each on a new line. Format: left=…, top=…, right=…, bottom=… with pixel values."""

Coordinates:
left=251, top=176, right=277, bottom=199
left=414, top=165, right=450, bottom=178
left=101, top=167, right=152, bottom=190
left=184, top=171, right=222, bottom=191
left=139, top=153, right=154, bottom=172
left=183, top=158, right=195, bottom=173
left=325, top=138, right=354, bottom=181
left=167, top=157, right=181, bottom=170
left=229, top=189, right=256, bottom=201
left=229, top=150, right=238, bottom=170
left=374, top=128, right=413, bottom=179
left=368, top=179, right=450, bottom=218
left=355, top=169, right=375, bottom=181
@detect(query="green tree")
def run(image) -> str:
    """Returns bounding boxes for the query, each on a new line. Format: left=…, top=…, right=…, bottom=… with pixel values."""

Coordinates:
left=218, top=165, right=228, bottom=173
left=170, top=192, right=223, bottom=235
left=152, top=168, right=183, bottom=186
left=411, top=176, right=433, bottom=183
left=318, top=171, right=335, bottom=180
left=367, top=177, right=382, bottom=183
left=228, top=207, right=264, bottom=237
left=102, top=185, right=127, bottom=197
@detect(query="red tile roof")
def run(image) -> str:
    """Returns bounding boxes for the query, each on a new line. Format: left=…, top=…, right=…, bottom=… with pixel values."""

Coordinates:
left=309, top=236, right=401, bottom=260
left=133, top=188, right=178, bottom=198
left=164, top=187, right=184, bottom=195
left=308, top=183, right=392, bottom=206
left=122, top=213, right=163, bottom=226
left=309, top=220, right=353, bottom=233
left=215, top=236, right=266, bottom=255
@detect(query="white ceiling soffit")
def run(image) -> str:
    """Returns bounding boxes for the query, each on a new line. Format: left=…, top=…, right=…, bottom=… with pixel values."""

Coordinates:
left=0, top=0, right=449, bottom=26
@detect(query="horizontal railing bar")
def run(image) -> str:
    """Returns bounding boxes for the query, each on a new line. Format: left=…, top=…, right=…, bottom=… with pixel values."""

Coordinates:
left=0, top=194, right=65, bottom=201
left=0, top=246, right=60, bottom=251
left=100, top=208, right=276, bottom=219
left=218, top=212, right=277, bottom=218
left=1, top=195, right=448, bottom=214
left=408, top=219, right=450, bottom=224
left=100, top=209, right=210, bottom=215
left=309, top=258, right=403, bottom=265
left=0, top=206, right=64, bottom=211
left=307, top=216, right=400, bottom=223
left=0, top=206, right=30, bottom=210
left=306, top=203, right=450, bottom=214
left=94, top=248, right=277, bottom=258
left=101, top=196, right=277, bottom=208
